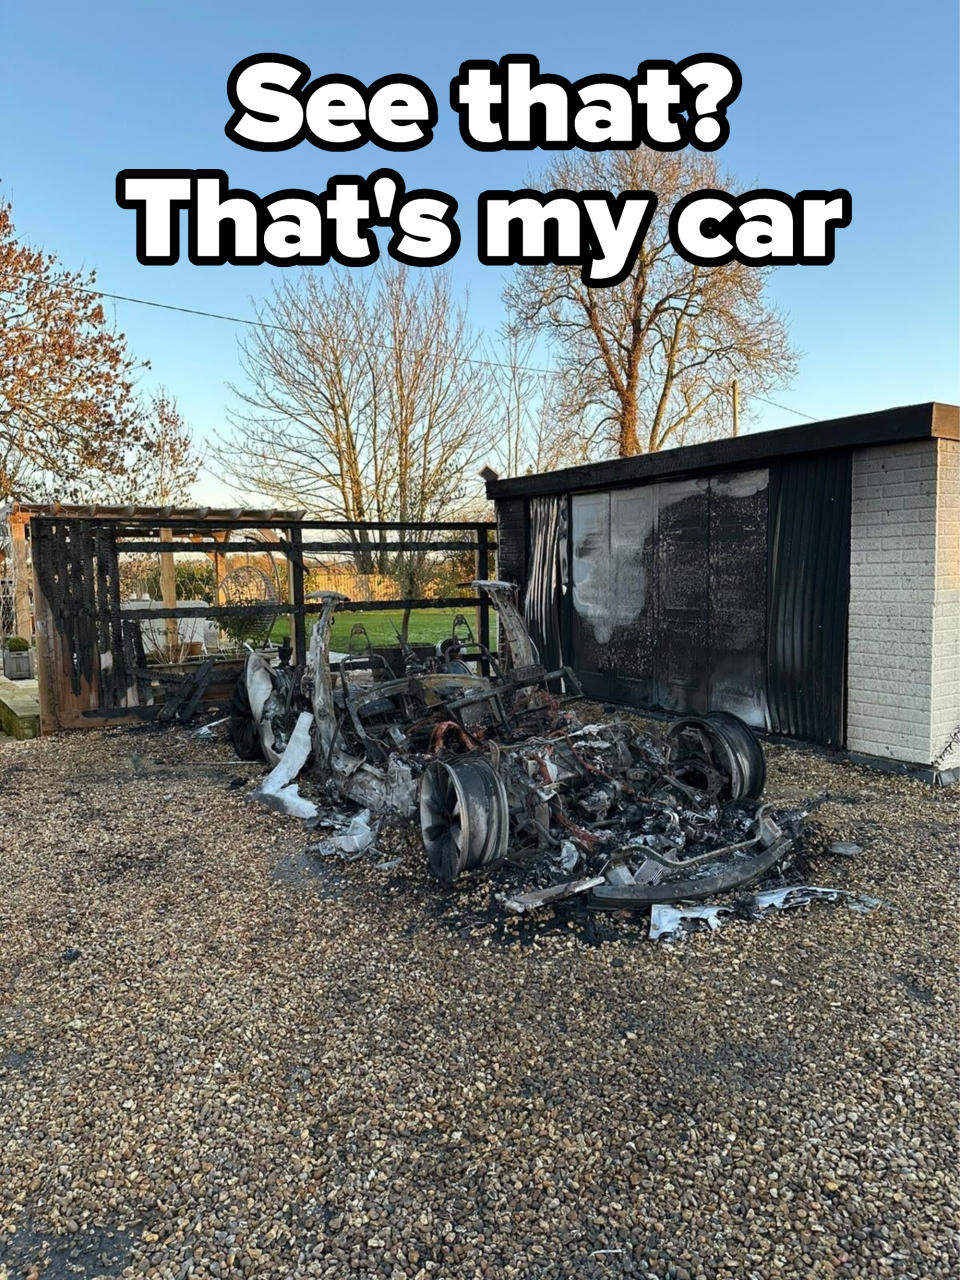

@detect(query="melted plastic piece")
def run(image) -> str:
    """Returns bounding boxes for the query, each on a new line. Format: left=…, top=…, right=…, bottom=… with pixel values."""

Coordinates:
left=747, top=885, right=885, bottom=915
left=338, top=809, right=375, bottom=856
left=649, top=883, right=886, bottom=941
left=648, top=903, right=732, bottom=940
left=245, top=650, right=282, bottom=764
left=249, top=711, right=318, bottom=820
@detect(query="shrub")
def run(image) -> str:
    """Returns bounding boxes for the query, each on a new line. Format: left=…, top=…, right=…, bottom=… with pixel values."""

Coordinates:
left=5, top=636, right=29, bottom=652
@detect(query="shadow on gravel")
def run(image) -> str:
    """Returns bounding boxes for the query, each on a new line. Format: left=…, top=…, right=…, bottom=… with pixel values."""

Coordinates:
left=679, top=1036, right=798, bottom=1091
left=271, top=848, right=352, bottom=901
left=0, top=1221, right=138, bottom=1279
left=894, top=972, right=936, bottom=1004
left=0, top=1047, right=37, bottom=1074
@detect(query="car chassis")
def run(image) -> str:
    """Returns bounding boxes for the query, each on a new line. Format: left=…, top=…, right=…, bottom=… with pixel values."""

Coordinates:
left=230, top=581, right=799, bottom=908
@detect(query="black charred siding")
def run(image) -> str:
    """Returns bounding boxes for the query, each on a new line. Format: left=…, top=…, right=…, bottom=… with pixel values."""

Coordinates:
left=495, top=456, right=854, bottom=749
left=495, top=498, right=528, bottom=586
left=766, top=455, right=851, bottom=747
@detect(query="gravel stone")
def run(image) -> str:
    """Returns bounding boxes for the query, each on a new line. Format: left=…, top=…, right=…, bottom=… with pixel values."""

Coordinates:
left=0, top=718, right=956, bottom=1278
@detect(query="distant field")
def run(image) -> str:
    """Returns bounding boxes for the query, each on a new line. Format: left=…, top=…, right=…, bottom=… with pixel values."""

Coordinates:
left=271, top=607, right=495, bottom=650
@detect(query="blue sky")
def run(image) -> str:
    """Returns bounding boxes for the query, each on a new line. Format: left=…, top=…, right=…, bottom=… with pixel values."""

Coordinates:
left=3, top=0, right=958, bottom=499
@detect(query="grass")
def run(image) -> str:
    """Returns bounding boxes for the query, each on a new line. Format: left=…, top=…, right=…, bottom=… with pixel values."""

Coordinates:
left=270, top=607, right=496, bottom=651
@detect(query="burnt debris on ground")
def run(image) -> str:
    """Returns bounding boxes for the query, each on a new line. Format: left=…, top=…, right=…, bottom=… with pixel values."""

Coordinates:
left=222, top=581, right=847, bottom=931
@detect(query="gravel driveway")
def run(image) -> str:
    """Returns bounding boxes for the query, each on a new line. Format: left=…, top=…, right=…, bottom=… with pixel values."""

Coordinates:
left=0, top=721, right=956, bottom=1279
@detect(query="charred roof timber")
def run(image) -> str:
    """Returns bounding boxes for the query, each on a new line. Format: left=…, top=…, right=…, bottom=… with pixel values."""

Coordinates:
left=484, top=403, right=958, bottom=499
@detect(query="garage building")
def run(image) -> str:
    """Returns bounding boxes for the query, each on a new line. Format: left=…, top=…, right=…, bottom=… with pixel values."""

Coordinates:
left=487, top=402, right=959, bottom=780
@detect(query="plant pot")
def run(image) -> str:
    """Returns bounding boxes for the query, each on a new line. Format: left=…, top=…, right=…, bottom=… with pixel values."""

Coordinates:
left=2, top=649, right=31, bottom=680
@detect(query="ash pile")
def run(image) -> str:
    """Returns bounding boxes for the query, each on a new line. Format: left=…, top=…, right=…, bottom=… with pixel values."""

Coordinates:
left=222, top=581, right=838, bottom=928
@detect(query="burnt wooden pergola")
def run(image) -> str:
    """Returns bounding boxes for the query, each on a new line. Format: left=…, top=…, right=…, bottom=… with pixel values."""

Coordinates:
left=20, top=504, right=495, bottom=734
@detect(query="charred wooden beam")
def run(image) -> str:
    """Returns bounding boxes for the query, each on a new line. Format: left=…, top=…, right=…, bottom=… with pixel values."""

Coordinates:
left=115, top=539, right=495, bottom=554
left=119, top=596, right=482, bottom=621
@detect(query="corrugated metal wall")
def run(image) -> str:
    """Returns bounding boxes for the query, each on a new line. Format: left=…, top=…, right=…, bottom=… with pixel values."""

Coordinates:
left=766, top=454, right=851, bottom=746
left=524, top=496, right=564, bottom=675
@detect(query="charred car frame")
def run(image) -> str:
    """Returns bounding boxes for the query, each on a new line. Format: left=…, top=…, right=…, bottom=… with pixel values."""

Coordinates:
left=229, top=582, right=799, bottom=908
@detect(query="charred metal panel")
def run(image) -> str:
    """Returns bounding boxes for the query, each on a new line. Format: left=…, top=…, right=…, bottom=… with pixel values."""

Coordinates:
left=570, top=492, right=613, bottom=677
left=767, top=454, right=851, bottom=746
left=568, top=470, right=769, bottom=724
left=656, top=478, right=711, bottom=713
left=609, top=487, right=658, bottom=702
left=708, top=471, right=769, bottom=726
left=570, top=487, right=659, bottom=703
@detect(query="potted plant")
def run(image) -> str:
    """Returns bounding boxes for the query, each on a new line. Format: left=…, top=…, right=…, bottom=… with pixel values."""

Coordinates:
left=3, top=636, right=32, bottom=680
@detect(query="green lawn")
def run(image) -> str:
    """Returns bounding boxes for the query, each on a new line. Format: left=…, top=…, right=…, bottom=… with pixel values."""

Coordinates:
left=271, top=607, right=496, bottom=651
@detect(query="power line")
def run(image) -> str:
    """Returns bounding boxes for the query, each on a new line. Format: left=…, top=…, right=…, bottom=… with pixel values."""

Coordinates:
left=753, top=396, right=817, bottom=422
left=11, top=276, right=821, bottom=421
left=14, top=277, right=561, bottom=377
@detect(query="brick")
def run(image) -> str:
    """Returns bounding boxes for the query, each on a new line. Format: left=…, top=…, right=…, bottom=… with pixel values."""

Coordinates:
left=847, top=440, right=947, bottom=763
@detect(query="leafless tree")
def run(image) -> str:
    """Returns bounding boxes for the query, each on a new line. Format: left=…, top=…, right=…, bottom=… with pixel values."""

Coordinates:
left=86, top=390, right=202, bottom=506
left=504, top=150, right=798, bottom=456
left=216, top=266, right=497, bottom=636
left=487, top=330, right=595, bottom=477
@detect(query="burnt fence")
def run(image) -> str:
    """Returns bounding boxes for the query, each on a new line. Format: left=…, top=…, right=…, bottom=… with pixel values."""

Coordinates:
left=30, top=512, right=496, bottom=732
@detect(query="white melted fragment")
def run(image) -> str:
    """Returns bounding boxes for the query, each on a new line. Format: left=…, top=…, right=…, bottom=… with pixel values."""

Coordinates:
left=648, top=903, right=732, bottom=941
left=248, top=711, right=317, bottom=821
left=649, top=884, right=888, bottom=942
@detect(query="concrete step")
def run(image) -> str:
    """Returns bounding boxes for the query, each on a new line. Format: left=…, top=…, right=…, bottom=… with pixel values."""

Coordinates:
left=0, top=676, right=40, bottom=740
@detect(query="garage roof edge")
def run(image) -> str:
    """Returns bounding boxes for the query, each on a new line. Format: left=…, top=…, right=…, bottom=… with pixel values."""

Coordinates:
left=486, top=401, right=959, bottom=499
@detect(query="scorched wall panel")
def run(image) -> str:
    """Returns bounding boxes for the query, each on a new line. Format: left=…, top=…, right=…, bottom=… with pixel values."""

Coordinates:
left=568, top=469, right=769, bottom=726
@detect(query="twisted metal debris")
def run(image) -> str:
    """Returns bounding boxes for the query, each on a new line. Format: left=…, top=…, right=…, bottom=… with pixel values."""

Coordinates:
left=229, top=581, right=804, bottom=911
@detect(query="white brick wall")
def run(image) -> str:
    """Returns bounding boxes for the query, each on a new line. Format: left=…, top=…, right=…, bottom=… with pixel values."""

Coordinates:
left=847, top=440, right=942, bottom=764
left=930, top=439, right=960, bottom=769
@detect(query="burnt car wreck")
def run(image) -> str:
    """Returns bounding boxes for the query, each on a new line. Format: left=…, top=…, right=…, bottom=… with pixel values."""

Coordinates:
left=227, top=581, right=809, bottom=916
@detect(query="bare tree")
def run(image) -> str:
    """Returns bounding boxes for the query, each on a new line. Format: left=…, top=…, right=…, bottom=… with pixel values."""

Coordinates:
left=488, top=330, right=595, bottom=477
left=0, top=199, right=144, bottom=501
left=216, top=266, right=496, bottom=636
left=504, top=151, right=798, bottom=456
left=84, top=390, right=202, bottom=506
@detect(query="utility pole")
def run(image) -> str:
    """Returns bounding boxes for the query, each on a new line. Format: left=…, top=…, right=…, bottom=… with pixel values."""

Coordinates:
left=732, top=379, right=740, bottom=437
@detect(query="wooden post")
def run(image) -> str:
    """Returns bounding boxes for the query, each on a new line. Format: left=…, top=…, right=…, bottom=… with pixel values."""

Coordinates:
left=159, top=527, right=178, bottom=661
left=213, top=530, right=230, bottom=604
left=288, top=525, right=306, bottom=662
left=476, top=524, right=490, bottom=676
left=732, top=379, right=740, bottom=437
left=10, top=512, right=33, bottom=639
left=30, top=523, right=59, bottom=734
